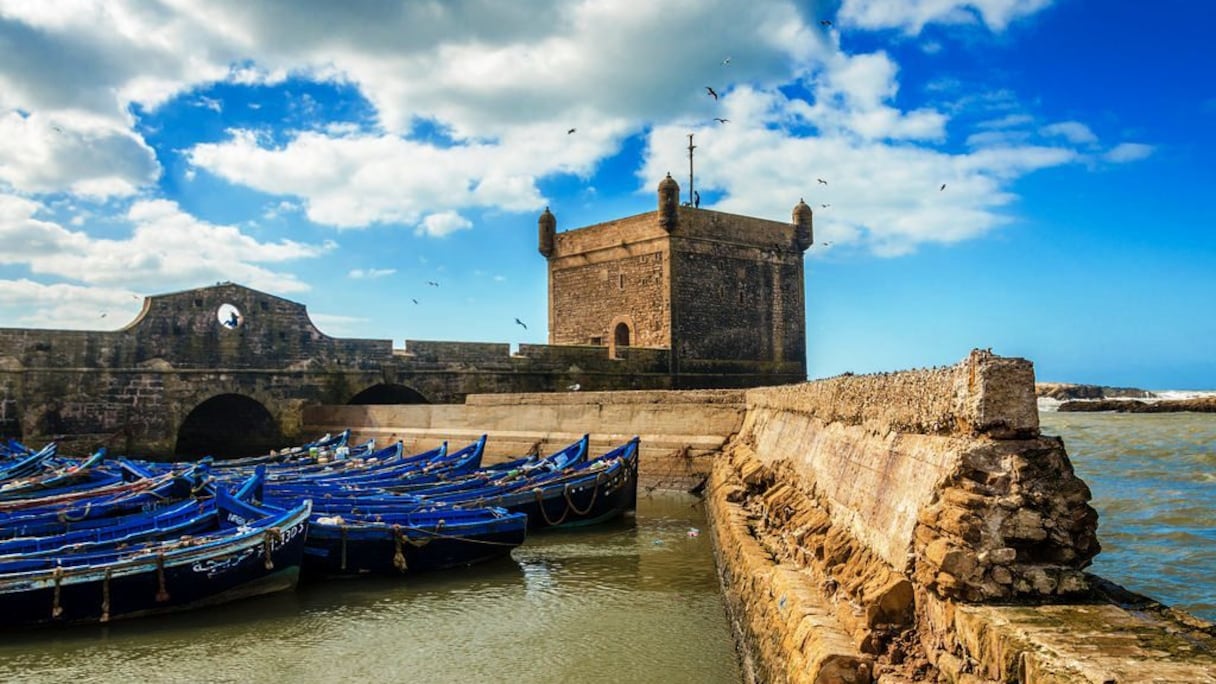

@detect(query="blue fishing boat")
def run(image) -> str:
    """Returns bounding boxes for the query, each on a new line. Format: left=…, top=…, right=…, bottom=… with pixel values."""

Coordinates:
left=0, top=489, right=310, bottom=628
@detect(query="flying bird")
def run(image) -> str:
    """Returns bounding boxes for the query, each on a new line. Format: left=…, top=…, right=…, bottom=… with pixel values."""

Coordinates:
left=706, top=86, right=718, bottom=100
left=721, top=56, right=731, bottom=65
left=567, top=128, right=576, bottom=134
left=427, top=280, right=439, bottom=287
left=821, top=203, right=830, bottom=208
left=514, top=318, right=527, bottom=330
left=411, top=298, right=419, bottom=304
left=713, top=117, right=729, bottom=124
left=99, top=312, right=107, bottom=318
left=821, top=19, right=833, bottom=27
left=817, top=178, right=828, bottom=185
left=940, top=183, right=947, bottom=191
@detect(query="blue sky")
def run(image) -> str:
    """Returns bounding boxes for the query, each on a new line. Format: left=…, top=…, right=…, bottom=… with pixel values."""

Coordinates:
left=0, top=0, right=1212, bottom=389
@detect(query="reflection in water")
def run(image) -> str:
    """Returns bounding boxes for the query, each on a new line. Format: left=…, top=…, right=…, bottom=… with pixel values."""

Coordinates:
left=0, top=493, right=741, bottom=684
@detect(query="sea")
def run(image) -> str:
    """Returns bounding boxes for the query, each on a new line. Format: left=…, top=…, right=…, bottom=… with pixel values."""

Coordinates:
left=1039, top=391, right=1216, bottom=621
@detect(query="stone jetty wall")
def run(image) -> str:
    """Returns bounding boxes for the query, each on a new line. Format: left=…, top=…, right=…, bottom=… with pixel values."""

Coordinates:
left=708, top=350, right=1215, bottom=683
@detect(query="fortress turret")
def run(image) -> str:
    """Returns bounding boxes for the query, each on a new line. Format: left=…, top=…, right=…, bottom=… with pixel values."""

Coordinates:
left=538, top=206, right=556, bottom=257
left=658, top=173, right=679, bottom=232
left=792, top=198, right=813, bottom=252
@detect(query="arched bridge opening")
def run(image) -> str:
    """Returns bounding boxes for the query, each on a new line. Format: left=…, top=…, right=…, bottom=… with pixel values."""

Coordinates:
left=175, top=394, right=282, bottom=459
left=347, top=384, right=430, bottom=405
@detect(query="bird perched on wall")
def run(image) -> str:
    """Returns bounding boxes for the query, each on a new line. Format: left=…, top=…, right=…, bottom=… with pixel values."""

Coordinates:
left=705, top=86, right=718, bottom=100
left=514, top=318, right=527, bottom=329
left=713, top=117, right=729, bottom=124
left=567, top=383, right=581, bottom=391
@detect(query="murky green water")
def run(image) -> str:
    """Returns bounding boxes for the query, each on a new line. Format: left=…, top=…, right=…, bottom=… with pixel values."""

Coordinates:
left=0, top=494, right=740, bottom=684
left=1040, top=410, right=1216, bottom=620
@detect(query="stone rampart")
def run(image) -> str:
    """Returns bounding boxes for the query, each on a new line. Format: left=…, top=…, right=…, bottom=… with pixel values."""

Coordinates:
left=707, top=350, right=1215, bottom=682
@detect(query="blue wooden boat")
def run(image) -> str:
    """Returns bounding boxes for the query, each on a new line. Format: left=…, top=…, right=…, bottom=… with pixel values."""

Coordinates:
left=302, top=506, right=526, bottom=577
left=428, top=438, right=640, bottom=529
left=0, top=490, right=310, bottom=628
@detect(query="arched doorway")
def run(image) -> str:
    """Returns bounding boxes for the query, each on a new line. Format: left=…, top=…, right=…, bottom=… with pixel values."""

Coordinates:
left=347, top=384, right=430, bottom=405
left=0, top=397, right=21, bottom=442
left=175, top=394, right=282, bottom=459
left=614, top=322, right=632, bottom=348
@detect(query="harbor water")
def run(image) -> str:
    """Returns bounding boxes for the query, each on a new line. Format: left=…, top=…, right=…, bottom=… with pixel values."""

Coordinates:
left=0, top=493, right=740, bottom=684
left=1040, top=409, right=1216, bottom=621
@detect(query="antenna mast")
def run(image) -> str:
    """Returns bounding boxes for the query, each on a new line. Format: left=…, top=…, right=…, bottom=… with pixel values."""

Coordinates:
left=687, top=133, right=696, bottom=206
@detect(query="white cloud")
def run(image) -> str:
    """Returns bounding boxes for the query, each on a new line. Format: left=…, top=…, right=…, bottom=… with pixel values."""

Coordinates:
left=1041, top=121, right=1098, bottom=144
left=0, top=193, right=332, bottom=298
left=348, top=268, right=396, bottom=279
left=0, top=278, right=143, bottom=330
left=1103, top=142, right=1153, bottom=163
left=0, top=111, right=159, bottom=197
left=418, top=211, right=472, bottom=238
left=839, top=0, right=1055, bottom=33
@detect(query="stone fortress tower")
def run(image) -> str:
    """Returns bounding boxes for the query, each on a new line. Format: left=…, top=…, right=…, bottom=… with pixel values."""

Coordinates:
left=539, top=174, right=813, bottom=387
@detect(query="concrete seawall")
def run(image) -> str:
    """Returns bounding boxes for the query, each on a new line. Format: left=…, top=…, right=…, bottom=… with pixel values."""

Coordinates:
left=304, top=350, right=1216, bottom=682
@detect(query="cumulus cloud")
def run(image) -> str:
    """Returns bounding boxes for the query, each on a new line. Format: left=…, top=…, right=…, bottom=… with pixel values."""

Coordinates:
left=418, top=211, right=473, bottom=238
left=0, top=193, right=332, bottom=304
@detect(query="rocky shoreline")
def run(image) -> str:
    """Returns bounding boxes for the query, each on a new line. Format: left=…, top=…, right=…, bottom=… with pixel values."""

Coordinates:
left=1036, top=382, right=1155, bottom=400
left=1058, top=396, right=1216, bottom=413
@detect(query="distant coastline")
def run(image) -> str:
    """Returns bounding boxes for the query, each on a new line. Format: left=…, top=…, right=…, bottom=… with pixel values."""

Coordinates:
left=1036, top=383, right=1216, bottom=413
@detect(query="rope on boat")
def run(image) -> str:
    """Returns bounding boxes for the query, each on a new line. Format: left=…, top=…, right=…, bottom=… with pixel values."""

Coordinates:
left=57, top=502, right=92, bottom=524
left=563, top=473, right=601, bottom=517
left=263, top=527, right=283, bottom=570
left=534, top=488, right=569, bottom=527
left=391, top=525, right=407, bottom=573
left=155, top=552, right=170, bottom=602
left=393, top=520, right=517, bottom=547
left=100, top=568, right=112, bottom=623
left=51, top=566, right=64, bottom=619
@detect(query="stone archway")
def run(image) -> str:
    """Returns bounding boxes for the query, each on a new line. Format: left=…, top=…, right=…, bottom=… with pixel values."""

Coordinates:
left=347, top=383, right=431, bottom=405
left=608, top=314, right=636, bottom=359
left=175, top=393, right=282, bottom=459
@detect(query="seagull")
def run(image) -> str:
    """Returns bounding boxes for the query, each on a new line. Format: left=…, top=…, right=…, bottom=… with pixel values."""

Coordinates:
left=411, top=298, right=419, bottom=304
left=427, top=280, right=439, bottom=287
left=713, top=117, right=729, bottom=124
left=721, top=56, right=731, bottom=65
left=567, top=128, right=576, bottom=134
left=99, top=312, right=107, bottom=318
left=821, top=203, right=830, bottom=208
left=706, top=86, right=718, bottom=100
left=940, top=183, right=947, bottom=191
left=821, top=19, right=833, bottom=27
left=567, top=383, right=581, bottom=391
left=817, top=178, right=828, bottom=185
left=514, top=318, right=527, bottom=329
left=51, top=126, right=63, bottom=133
